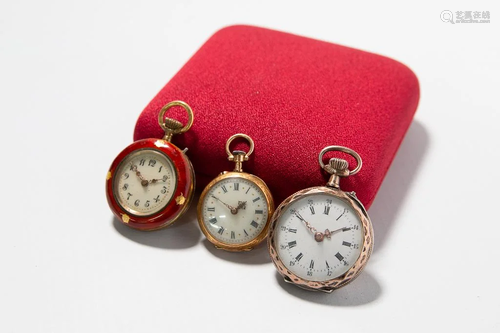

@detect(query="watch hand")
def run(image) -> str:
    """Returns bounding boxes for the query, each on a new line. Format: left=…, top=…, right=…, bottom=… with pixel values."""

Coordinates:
left=315, top=227, right=351, bottom=242
left=294, top=211, right=319, bottom=235
left=211, top=195, right=237, bottom=214
left=294, top=211, right=351, bottom=242
left=234, top=201, right=247, bottom=213
left=148, top=176, right=168, bottom=184
left=294, top=211, right=305, bottom=221
left=327, top=226, right=351, bottom=236
left=131, top=164, right=149, bottom=187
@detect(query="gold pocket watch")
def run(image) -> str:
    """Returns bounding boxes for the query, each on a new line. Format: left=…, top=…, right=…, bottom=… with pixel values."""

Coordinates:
left=197, top=134, right=274, bottom=251
left=268, top=146, right=373, bottom=293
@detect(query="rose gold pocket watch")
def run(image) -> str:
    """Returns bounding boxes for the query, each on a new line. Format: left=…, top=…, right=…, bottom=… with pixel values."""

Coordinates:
left=106, top=101, right=196, bottom=231
left=268, top=146, right=373, bottom=293
left=197, top=134, right=274, bottom=252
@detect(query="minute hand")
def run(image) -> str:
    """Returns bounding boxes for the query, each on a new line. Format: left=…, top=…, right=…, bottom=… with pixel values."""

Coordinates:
left=211, top=195, right=237, bottom=214
left=131, top=164, right=149, bottom=186
left=294, top=212, right=318, bottom=234
left=294, top=211, right=350, bottom=242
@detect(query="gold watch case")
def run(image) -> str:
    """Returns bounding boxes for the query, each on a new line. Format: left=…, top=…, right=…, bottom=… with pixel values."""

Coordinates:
left=197, top=133, right=275, bottom=252
left=197, top=171, right=274, bottom=252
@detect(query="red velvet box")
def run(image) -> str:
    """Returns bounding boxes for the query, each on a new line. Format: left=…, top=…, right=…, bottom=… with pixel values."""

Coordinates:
left=134, top=25, right=419, bottom=209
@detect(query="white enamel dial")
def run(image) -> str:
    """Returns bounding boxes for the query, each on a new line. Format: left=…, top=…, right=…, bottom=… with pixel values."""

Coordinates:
left=113, top=149, right=177, bottom=216
left=274, top=193, right=364, bottom=282
left=201, top=177, right=269, bottom=245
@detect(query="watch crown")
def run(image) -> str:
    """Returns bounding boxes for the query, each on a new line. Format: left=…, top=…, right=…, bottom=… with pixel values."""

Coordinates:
left=163, top=118, right=184, bottom=130
left=229, top=150, right=248, bottom=172
left=324, top=158, right=349, bottom=176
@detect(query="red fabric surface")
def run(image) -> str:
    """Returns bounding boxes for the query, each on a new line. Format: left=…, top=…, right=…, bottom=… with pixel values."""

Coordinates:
left=134, top=25, right=419, bottom=209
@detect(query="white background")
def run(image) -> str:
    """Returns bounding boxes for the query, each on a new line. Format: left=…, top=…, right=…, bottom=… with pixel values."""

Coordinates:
left=1, top=1, right=499, bottom=332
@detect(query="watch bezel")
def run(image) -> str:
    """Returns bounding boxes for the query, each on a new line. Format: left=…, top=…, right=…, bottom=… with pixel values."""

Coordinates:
left=106, top=139, right=195, bottom=231
left=112, top=148, right=178, bottom=217
left=197, top=172, right=275, bottom=252
left=268, top=186, right=373, bottom=293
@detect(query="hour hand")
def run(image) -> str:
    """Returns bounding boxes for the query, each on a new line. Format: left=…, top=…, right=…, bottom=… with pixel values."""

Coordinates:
left=149, top=175, right=168, bottom=184
left=235, top=201, right=247, bottom=212
left=315, top=226, right=351, bottom=242
left=327, top=226, right=351, bottom=236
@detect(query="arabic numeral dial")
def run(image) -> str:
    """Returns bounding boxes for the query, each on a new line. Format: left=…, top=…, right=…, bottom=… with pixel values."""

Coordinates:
left=113, top=149, right=177, bottom=216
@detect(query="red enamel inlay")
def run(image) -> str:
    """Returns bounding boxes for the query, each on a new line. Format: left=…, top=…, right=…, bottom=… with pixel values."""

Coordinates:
left=106, top=139, right=194, bottom=230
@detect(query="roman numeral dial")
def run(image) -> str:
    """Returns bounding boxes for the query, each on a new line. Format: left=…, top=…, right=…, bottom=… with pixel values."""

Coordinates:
left=199, top=176, right=272, bottom=248
left=273, top=193, right=364, bottom=282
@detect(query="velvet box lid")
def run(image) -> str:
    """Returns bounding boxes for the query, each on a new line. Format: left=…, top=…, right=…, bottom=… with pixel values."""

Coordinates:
left=134, top=25, right=420, bottom=209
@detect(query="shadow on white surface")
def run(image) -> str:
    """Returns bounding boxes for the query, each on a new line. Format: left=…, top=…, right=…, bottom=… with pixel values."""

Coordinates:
left=112, top=201, right=202, bottom=249
left=275, top=270, right=381, bottom=306
left=369, top=121, right=429, bottom=252
left=202, top=238, right=272, bottom=265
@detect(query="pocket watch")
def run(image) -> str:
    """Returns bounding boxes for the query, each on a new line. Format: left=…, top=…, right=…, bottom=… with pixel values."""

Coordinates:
left=106, top=101, right=196, bottom=231
left=268, top=146, right=374, bottom=293
left=197, top=134, right=274, bottom=251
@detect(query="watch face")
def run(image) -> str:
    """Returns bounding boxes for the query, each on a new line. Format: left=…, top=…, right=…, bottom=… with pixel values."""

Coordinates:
left=274, top=193, right=364, bottom=282
left=200, top=176, right=269, bottom=245
left=113, top=148, right=177, bottom=216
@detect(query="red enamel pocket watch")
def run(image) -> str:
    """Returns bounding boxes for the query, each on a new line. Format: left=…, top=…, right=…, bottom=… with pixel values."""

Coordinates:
left=106, top=101, right=196, bottom=231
